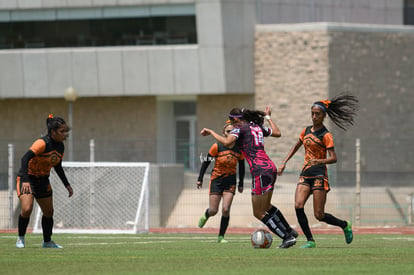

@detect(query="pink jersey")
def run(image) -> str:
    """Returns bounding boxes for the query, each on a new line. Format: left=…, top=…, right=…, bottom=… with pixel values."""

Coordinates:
left=231, top=122, right=275, bottom=176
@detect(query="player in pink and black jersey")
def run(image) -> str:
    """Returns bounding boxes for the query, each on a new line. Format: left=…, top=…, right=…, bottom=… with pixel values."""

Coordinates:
left=201, top=107, right=297, bottom=248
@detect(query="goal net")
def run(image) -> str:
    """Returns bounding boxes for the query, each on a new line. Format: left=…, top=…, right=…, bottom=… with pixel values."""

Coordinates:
left=33, top=162, right=150, bottom=234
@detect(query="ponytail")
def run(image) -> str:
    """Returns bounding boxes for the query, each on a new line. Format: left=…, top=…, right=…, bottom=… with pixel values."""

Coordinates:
left=313, top=94, right=359, bottom=130
left=229, top=107, right=266, bottom=126
left=46, top=114, right=67, bottom=135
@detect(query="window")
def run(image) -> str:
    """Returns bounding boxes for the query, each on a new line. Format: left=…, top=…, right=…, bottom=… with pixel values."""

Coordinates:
left=174, top=102, right=197, bottom=171
left=0, top=16, right=197, bottom=49
left=404, top=0, right=414, bottom=25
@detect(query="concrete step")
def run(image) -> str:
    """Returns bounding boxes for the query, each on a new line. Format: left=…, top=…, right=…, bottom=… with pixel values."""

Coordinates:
left=166, top=174, right=413, bottom=228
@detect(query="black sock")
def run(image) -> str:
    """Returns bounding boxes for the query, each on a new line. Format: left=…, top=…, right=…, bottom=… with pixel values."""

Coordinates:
left=268, top=205, right=292, bottom=233
left=295, top=208, right=314, bottom=242
left=321, top=213, right=347, bottom=229
left=204, top=208, right=210, bottom=219
left=261, top=213, right=286, bottom=239
left=42, top=216, right=53, bottom=243
left=18, top=215, right=30, bottom=237
left=219, top=216, right=229, bottom=237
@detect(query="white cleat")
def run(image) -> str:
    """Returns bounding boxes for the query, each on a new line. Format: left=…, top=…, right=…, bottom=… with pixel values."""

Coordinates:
left=16, top=237, right=25, bottom=248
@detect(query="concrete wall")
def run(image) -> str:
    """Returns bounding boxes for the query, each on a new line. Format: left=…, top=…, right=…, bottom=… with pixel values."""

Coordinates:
left=256, top=0, right=403, bottom=25
left=254, top=22, right=414, bottom=186
left=0, top=46, right=204, bottom=98
left=149, top=163, right=184, bottom=228
left=0, top=96, right=157, bottom=186
left=0, top=96, right=156, bottom=149
left=328, top=24, right=414, bottom=185
left=0, top=94, right=254, bottom=187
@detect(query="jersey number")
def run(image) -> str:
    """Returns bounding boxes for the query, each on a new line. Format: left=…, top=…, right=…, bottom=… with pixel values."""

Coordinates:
left=251, top=129, right=264, bottom=146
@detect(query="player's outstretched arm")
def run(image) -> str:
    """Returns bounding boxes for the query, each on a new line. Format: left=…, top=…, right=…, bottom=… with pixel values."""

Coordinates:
left=278, top=139, right=302, bottom=176
left=201, top=128, right=236, bottom=147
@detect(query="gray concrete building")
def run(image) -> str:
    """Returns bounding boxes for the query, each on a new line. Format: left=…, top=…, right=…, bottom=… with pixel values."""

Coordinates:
left=0, top=0, right=413, bottom=190
left=255, top=22, right=414, bottom=187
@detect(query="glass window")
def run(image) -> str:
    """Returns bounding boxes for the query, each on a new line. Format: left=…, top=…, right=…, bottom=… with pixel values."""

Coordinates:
left=0, top=16, right=197, bottom=49
left=174, top=102, right=196, bottom=116
left=404, top=0, right=414, bottom=25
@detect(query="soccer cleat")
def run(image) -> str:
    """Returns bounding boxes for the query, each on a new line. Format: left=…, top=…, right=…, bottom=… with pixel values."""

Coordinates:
left=290, top=228, right=299, bottom=238
left=42, top=240, right=63, bottom=249
left=198, top=213, right=208, bottom=228
left=218, top=236, right=228, bottom=243
left=343, top=221, right=353, bottom=244
left=300, top=241, right=316, bottom=248
left=278, top=235, right=296, bottom=249
left=16, top=237, right=25, bottom=248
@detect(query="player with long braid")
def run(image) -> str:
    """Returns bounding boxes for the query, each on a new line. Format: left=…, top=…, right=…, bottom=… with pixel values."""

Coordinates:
left=15, top=114, right=73, bottom=248
left=201, top=107, right=297, bottom=248
left=278, top=94, right=358, bottom=248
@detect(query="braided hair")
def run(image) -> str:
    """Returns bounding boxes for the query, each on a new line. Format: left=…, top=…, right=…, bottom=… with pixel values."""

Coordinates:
left=228, top=107, right=266, bottom=127
left=313, top=94, right=359, bottom=130
left=46, top=113, right=67, bottom=136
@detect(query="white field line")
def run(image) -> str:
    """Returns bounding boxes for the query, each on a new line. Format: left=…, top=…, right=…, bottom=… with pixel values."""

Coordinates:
left=379, top=237, right=414, bottom=241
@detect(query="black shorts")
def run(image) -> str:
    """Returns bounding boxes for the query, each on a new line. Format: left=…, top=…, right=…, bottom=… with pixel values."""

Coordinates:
left=16, top=176, right=53, bottom=199
left=209, top=174, right=237, bottom=195
left=250, top=168, right=276, bottom=196
left=298, top=165, right=330, bottom=193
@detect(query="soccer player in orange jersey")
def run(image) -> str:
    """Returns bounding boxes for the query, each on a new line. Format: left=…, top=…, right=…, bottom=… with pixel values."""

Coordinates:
left=197, top=122, right=245, bottom=243
left=278, top=94, right=358, bottom=248
left=15, top=114, right=73, bottom=249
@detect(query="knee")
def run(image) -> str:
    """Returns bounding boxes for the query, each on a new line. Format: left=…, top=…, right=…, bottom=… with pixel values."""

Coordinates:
left=294, top=203, right=304, bottom=209
left=222, top=207, right=230, bottom=217
left=208, top=209, right=218, bottom=216
left=253, top=209, right=265, bottom=220
left=42, top=208, right=54, bottom=218
left=314, top=211, right=325, bottom=221
left=20, top=206, right=33, bottom=218
left=295, top=201, right=305, bottom=209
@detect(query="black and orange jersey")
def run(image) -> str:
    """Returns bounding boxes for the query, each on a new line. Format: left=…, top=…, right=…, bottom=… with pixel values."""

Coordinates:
left=17, top=136, right=65, bottom=180
left=209, top=142, right=244, bottom=181
left=300, top=125, right=334, bottom=171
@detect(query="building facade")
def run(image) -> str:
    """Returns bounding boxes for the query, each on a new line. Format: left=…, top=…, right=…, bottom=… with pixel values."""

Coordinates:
left=0, top=0, right=413, bottom=187
left=255, top=22, right=414, bottom=186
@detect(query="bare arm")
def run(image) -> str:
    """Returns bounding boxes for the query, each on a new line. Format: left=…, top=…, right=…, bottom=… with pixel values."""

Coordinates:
left=264, top=106, right=281, bottom=137
left=308, top=147, right=337, bottom=166
left=54, top=161, right=73, bottom=197
left=200, top=128, right=237, bottom=147
left=277, top=139, right=303, bottom=175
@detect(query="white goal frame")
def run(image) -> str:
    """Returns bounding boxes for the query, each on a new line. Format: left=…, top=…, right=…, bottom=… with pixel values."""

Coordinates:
left=33, top=162, right=150, bottom=234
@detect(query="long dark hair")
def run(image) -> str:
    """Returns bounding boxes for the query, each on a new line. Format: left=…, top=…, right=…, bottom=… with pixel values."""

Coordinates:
left=313, top=94, right=359, bottom=130
left=229, top=108, right=266, bottom=127
left=46, top=113, right=67, bottom=136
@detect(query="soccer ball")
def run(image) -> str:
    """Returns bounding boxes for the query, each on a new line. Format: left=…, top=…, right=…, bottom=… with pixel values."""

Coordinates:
left=251, top=228, right=273, bottom=248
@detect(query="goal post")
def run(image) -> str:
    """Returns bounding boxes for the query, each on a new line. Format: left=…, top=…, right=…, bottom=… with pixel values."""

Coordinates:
left=33, top=162, right=150, bottom=234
